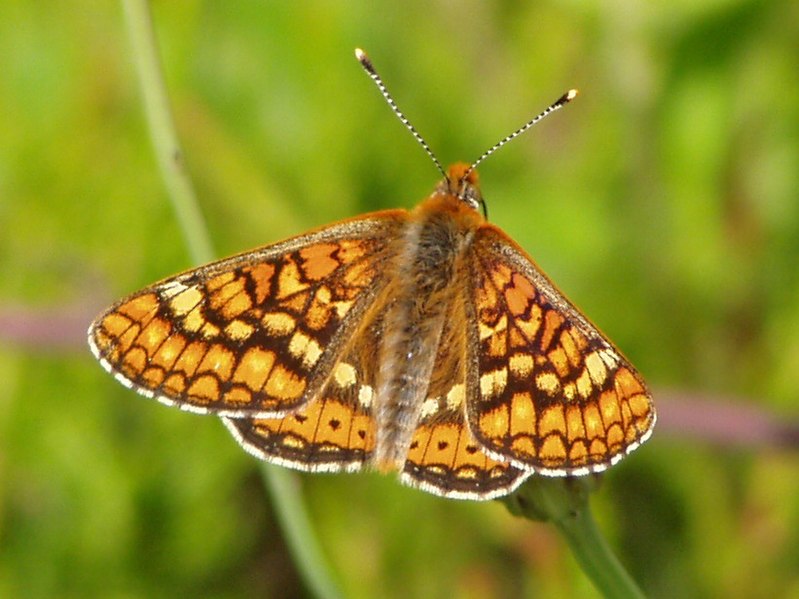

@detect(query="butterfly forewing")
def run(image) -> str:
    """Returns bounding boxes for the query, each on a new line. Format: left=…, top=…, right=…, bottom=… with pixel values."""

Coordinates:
left=466, top=226, right=655, bottom=474
left=89, top=212, right=409, bottom=417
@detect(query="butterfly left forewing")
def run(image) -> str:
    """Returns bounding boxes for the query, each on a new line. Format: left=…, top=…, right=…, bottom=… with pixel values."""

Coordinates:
left=88, top=212, right=409, bottom=417
left=466, top=225, right=656, bottom=475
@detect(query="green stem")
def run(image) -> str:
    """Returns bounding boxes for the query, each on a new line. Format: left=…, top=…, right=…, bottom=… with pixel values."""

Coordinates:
left=262, top=466, right=344, bottom=599
left=120, top=3, right=343, bottom=597
left=502, top=477, right=646, bottom=599
left=121, top=0, right=213, bottom=264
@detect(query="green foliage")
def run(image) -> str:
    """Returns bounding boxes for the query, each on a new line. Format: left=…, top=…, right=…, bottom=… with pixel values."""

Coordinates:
left=1, top=2, right=797, bottom=597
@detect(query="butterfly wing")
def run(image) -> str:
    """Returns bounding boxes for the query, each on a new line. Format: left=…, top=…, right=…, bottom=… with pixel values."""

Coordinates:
left=223, top=311, right=386, bottom=472
left=466, top=225, right=656, bottom=475
left=88, top=211, right=409, bottom=417
left=223, top=261, right=527, bottom=489
left=400, top=288, right=527, bottom=500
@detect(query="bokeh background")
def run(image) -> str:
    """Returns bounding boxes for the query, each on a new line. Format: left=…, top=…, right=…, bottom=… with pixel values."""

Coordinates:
left=1, top=2, right=798, bottom=597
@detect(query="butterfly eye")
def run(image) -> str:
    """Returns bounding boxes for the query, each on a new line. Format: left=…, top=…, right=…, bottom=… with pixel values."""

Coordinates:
left=457, top=180, right=485, bottom=215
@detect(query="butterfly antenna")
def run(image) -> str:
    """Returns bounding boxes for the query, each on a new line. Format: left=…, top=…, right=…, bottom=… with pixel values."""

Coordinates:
left=355, top=48, right=447, bottom=179
left=464, top=89, right=578, bottom=179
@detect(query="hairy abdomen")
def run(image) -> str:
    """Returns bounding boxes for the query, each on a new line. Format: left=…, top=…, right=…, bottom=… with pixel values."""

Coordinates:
left=373, top=200, right=476, bottom=469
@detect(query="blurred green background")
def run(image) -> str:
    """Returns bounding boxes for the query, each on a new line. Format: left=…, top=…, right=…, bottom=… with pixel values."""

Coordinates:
left=1, top=2, right=798, bottom=597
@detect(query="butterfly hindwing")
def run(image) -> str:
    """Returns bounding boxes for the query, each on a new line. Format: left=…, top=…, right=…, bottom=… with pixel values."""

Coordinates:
left=466, top=225, right=656, bottom=474
left=224, top=305, right=389, bottom=473
left=401, top=289, right=527, bottom=499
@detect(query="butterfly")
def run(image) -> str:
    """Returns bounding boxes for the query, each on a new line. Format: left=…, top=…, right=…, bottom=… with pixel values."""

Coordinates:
left=88, top=49, right=655, bottom=501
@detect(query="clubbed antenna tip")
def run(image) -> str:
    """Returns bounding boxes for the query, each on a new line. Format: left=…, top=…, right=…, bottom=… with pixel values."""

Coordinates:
left=464, top=88, right=579, bottom=178
left=355, top=48, right=579, bottom=187
left=355, top=47, right=446, bottom=179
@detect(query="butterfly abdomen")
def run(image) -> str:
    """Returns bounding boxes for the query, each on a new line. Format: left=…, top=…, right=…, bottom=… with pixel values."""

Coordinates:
left=373, top=192, right=481, bottom=471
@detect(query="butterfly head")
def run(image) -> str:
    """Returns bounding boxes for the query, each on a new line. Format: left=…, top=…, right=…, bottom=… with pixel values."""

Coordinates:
left=438, top=162, right=486, bottom=215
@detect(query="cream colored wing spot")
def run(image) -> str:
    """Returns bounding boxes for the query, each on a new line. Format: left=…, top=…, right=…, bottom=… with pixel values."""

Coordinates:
left=262, top=311, right=297, bottom=336
left=329, top=361, right=374, bottom=407
left=598, top=348, right=620, bottom=369
left=479, top=367, right=508, bottom=398
left=535, top=371, right=561, bottom=395
left=333, top=362, right=357, bottom=387
left=168, top=286, right=205, bottom=316
left=224, top=319, right=255, bottom=341
left=584, top=350, right=608, bottom=386
left=446, top=383, right=465, bottom=410
left=420, top=397, right=441, bottom=418
left=181, top=305, right=205, bottom=334
left=357, top=384, right=374, bottom=408
left=199, top=321, right=220, bottom=340
left=159, top=280, right=192, bottom=300
left=508, top=352, right=534, bottom=378
left=288, top=331, right=323, bottom=368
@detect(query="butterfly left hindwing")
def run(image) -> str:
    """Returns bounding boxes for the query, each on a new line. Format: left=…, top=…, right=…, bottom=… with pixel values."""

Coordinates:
left=225, top=310, right=387, bottom=473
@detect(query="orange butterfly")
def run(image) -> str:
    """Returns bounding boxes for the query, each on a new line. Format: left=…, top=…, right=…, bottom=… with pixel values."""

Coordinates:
left=88, top=49, right=655, bottom=500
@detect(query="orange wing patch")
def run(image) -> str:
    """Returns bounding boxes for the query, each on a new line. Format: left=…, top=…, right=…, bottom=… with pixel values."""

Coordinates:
left=226, top=391, right=375, bottom=472
left=402, top=416, right=525, bottom=499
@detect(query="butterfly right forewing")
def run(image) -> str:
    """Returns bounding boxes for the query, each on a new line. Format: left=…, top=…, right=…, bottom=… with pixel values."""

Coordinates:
left=466, top=225, right=655, bottom=475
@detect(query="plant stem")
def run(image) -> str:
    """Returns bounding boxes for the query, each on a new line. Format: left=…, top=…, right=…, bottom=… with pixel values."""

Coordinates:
left=502, top=477, right=646, bottom=599
left=120, top=2, right=343, bottom=597
left=262, top=466, right=344, bottom=599
left=121, top=0, right=213, bottom=264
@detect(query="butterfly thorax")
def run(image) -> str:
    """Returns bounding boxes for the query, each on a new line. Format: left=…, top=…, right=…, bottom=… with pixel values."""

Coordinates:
left=373, top=168, right=485, bottom=471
